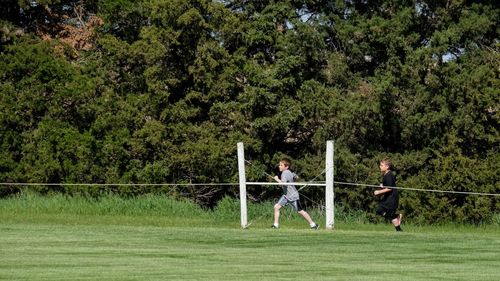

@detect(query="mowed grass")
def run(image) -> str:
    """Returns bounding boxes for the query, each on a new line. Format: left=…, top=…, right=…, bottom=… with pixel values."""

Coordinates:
left=0, top=193, right=499, bottom=280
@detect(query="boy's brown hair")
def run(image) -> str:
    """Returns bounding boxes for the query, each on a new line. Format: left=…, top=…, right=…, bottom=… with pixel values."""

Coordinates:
left=280, top=158, right=291, bottom=168
left=380, top=158, right=392, bottom=169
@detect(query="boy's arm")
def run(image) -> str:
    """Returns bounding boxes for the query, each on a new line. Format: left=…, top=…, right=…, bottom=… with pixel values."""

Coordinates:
left=374, top=187, right=392, bottom=196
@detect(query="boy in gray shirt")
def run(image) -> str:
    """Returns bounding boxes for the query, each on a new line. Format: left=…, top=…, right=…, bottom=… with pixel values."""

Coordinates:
left=271, top=158, right=319, bottom=230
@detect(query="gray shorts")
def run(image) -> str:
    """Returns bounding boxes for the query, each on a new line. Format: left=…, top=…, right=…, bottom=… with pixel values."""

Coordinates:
left=277, top=195, right=303, bottom=212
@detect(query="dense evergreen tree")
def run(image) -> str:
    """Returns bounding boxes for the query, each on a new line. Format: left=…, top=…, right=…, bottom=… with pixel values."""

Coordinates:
left=0, top=0, right=498, bottom=222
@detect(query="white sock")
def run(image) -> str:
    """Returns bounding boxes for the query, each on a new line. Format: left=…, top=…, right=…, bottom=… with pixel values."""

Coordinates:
left=273, top=223, right=279, bottom=227
left=310, top=222, right=316, bottom=227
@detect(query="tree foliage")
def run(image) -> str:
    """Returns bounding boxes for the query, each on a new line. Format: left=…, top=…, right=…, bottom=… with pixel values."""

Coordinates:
left=1, top=0, right=498, bottom=222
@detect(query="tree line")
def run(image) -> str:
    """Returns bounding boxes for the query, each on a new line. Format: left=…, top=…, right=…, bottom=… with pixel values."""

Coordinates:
left=0, top=0, right=498, bottom=223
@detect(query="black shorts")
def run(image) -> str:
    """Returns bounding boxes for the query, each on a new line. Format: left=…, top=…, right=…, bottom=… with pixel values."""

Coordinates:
left=376, top=205, right=398, bottom=220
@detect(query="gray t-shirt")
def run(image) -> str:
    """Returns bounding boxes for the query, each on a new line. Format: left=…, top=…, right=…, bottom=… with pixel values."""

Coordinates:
left=281, top=170, right=299, bottom=201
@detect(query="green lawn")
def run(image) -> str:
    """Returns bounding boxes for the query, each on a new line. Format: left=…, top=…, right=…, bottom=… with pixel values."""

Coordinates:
left=1, top=215, right=498, bottom=281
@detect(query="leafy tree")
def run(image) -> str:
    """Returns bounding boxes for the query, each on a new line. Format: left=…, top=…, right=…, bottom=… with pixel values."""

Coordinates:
left=0, top=0, right=498, bottom=222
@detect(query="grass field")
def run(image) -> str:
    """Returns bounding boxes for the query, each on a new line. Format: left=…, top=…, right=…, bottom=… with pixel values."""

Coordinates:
left=0, top=194, right=499, bottom=280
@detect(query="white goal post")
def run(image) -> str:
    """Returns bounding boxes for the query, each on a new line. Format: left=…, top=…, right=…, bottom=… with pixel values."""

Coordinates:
left=237, top=141, right=335, bottom=229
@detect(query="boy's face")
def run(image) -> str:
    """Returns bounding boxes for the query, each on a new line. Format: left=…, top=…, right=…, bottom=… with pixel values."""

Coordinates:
left=379, top=162, right=389, bottom=173
left=278, top=161, right=288, bottom=172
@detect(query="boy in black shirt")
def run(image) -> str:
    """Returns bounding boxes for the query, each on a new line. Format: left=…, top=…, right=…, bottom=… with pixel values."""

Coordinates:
left=374, top=158, right=402, bottom=231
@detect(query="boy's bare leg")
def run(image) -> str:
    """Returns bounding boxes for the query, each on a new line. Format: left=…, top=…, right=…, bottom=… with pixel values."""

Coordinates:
left=392, top=214, right=402, bottom=226
left=274, top=204, right=282, bottom=225
left=298, top=210, right=314, bottom=225
left=392, top=214, right=403, bottom=231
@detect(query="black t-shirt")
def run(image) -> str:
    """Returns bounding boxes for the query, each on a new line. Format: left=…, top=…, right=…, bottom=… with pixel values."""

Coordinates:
left=380, top=171, right=399, bottom=209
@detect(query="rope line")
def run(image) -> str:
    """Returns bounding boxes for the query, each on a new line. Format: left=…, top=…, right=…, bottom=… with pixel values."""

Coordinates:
left=0, top=180, right=498, bottom=196
left=332, top=181, right=500, bottom=197
left=0, top=183, right=238, bottom=186
left=244, top=159, right=328, bottom=207
left=246, top=182, right=326, bottom=186
left=245, top=160, right=275, bottom=179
